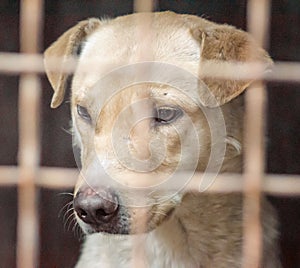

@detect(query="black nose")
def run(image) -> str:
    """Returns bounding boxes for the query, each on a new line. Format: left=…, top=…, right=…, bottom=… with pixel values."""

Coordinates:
left=73, top=187, right=119, bottom=225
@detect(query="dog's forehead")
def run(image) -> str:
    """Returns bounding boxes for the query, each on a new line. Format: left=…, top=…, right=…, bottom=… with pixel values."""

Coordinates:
left=82, top=12, right=200, bottom=62
left=72, top=13, right=201, bottom=95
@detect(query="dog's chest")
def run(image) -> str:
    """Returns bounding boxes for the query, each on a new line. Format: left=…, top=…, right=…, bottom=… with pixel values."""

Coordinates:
left=75, top=231, right=195, bottom=268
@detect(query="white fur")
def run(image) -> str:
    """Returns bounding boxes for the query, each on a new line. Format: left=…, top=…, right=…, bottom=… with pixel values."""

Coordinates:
left=76, top=220, right=196, bottom=268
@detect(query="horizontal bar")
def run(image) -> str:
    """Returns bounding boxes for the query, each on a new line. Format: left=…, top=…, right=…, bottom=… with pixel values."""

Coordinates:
left=35, top=167, right=78, bottom=188
left=0, top=53, right=46, bottom=74
left=0, top=166, right=299, bottom=195
left=0, top=53, right=300, bottom=83
left=0, top=166, right=77, bottom=189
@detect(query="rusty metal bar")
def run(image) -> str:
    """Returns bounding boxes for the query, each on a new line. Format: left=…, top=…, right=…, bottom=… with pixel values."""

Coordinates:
left=1, top=52, right=300, bottom=83
left=0, top=166, right=300, bottom=195
left=134, top=0, right=155, bottom=13
left=243, top=0, right=271, bottom=267
left=243, top=81, right=266, bottom=268
left=131, top=1, right=156, bottom=266
left=17, top=0, right=44, bottom=268
left=1, top=51, right=300, bottom=83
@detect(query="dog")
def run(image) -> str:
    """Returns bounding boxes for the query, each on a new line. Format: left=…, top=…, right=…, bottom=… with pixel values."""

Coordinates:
left=44, top=11, right=280, bottom=268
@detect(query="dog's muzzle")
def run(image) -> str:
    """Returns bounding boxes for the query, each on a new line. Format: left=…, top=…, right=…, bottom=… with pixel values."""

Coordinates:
left=73, top=186, right=129, bottom=234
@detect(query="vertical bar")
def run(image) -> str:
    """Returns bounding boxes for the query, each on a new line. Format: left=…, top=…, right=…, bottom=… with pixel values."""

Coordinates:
left=131, top=1, right=154, bottom=267
left=17, top=0, right=43, bottom=268
left=243, top=81, right=265, bottom=268
left=243, top=0, right=270, bottom=267
left=134, top=0, right=155, bottom=13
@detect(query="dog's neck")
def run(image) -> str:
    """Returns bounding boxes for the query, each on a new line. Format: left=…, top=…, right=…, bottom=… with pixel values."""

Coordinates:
left=76, top=223, right=198, bottom=268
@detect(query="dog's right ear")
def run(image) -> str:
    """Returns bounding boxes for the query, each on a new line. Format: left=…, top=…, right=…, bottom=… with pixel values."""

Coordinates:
left=44, top=18, right=101, bottom=108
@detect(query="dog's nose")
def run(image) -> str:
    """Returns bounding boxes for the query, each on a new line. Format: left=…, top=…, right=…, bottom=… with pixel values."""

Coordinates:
left=73, top=187, right=119, bottom=225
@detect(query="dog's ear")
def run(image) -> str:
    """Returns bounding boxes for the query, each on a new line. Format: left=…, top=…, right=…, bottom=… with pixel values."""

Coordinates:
left=191, top=26, right=273, bottom=107
left=44, top=18, right=101, bottom=108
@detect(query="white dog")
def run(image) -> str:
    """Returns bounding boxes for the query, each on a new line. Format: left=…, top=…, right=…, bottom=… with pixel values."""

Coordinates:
left=44, top=11, right=280, bottom=268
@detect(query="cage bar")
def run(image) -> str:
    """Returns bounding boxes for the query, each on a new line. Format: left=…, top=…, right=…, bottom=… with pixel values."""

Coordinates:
left=17, top=0, right=44, bottom=268
left=1, top=166, right=300, bottom=195
left=243, top=0, right=271, bottom=267
left=132, top=1, right=156, bottom=266
left=134, top=0, right=155, bottom=13
left=1, top=53, right=300, bottom=83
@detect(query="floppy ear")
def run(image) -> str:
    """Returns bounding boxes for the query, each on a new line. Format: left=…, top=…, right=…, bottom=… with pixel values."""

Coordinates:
left=191, top=25, right=273, bottom=107
left=44, top=18, right=101, bottom=108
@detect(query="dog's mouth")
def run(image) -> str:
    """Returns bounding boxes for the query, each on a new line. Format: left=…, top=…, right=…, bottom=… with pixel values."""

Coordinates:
left=83, top=222, right=129, bottom=235
left=76, top=204, right=176, bottom=236
left=73, top=185, right=180, bottom=236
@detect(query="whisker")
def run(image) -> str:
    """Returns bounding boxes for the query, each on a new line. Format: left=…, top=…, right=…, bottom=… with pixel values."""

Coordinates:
left=57, top=192, right=74, bottom=197
left=61, top=126, right=73, bottom=136
left=153, top=211, right=167, bottom=217
left=73, top=222, right=84, bottom=241
left=59, top=200, right=73, bottom=218
left=71, top=218, right=79, bottom=233
left=65, top=211, right=76, bottom=231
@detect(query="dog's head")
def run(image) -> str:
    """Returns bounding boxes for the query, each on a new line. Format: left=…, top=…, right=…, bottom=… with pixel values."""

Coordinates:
left=44, top=12, right=271, bottom=235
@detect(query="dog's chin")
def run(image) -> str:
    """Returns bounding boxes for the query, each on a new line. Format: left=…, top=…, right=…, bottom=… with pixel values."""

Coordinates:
left=79, top=222, right=130, bottom=235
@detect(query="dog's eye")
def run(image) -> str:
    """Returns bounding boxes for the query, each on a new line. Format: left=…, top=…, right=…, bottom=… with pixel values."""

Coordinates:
left=77, top=105, right=92, bottom=122
left=154, top=107, right=183, bottom=125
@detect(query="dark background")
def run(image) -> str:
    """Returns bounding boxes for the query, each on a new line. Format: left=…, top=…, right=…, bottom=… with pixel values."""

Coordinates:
left=0, top=0, right=299, bottom=267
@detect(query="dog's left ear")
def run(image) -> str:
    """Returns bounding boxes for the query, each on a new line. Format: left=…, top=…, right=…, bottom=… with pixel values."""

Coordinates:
left=191, top=26, right=273, bottom=107
left=44, top=18, right=101, bottom=108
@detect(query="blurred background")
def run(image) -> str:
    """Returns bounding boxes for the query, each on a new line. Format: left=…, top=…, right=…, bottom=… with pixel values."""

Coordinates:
left=0, top=0, right=299, bottom=267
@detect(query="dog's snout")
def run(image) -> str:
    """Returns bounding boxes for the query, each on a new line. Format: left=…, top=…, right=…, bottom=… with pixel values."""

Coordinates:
left=74, top=187, right=119, bottom=225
